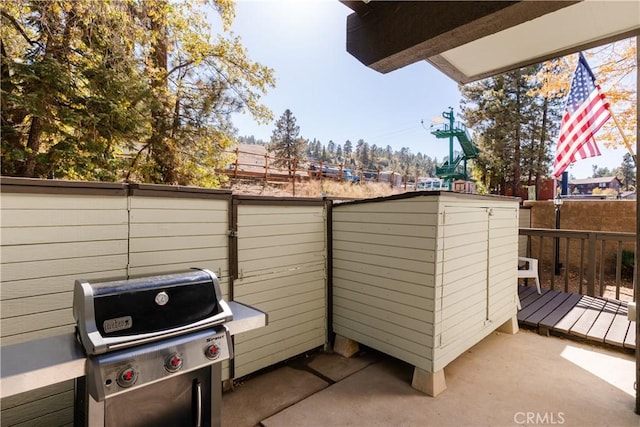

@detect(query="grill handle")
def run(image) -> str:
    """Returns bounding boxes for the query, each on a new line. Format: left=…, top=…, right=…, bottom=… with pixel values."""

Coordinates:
left=193, top=379, right=202, bottom=427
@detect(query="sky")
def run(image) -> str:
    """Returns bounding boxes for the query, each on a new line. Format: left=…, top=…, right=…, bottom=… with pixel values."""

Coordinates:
left=225, top=0, right=630, bottom=179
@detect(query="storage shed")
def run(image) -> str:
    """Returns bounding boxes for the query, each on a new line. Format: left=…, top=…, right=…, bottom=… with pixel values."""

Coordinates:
left=331, top=191, right=520, bottom=396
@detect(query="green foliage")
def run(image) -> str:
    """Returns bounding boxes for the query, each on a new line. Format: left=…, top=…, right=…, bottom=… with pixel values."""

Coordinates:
left=460, top=65, right=562, bottom=196
left=1, top=0, right=274, bottom=187
left=269, top=109, right=307, bottom=176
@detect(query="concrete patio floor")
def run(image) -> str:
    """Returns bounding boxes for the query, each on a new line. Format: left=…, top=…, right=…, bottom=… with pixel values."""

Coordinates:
left=222, top=329, right=638, bottom=427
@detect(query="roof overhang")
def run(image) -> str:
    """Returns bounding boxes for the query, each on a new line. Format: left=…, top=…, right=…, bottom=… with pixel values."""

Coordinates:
left=342, top=0, right=640, bottom=83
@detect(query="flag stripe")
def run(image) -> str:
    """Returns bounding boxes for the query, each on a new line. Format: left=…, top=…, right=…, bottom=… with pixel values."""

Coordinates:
left=553, top=54, right=611, bottom=178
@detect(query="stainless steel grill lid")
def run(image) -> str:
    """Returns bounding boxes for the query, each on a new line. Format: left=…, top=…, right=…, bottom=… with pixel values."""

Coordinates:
left=73, top=269, right=233, bottom=355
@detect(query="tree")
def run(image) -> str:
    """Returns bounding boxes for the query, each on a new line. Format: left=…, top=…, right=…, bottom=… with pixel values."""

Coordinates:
left=343, top=140, right=352, bottom=159
left=269, top=109, right=306, bottom=177
left=617, top=153, right=635, bottom=190
left=461, top=64, right=562, bottom=196
left=1, top=0, right=275, bottom=186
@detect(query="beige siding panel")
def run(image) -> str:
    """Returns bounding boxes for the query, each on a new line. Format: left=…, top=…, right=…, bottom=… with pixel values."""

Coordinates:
left=1, top=270, right=128, bottom=301
left=1, top=292, right=71, bottom=318
left=333, top=231, right=434, bottom=251
left=234, top=203, right=326, bottom=378
left=0, top=389, right=73, bottom=426
left=1, top=225, right=129, bottom=246
left=233, top=267, right=324, bottom=297
left=1, top=193, right=127, bottom=210
left=441, top=260, right=487, bottom=287
left=234, top=330, right=325, bottom=378
left=127, top=263, right=228, bottom=281
left=1, top=254, right=128, bottom=282
left=333, top=320, right=431, bottom=369
left=129, top=209, right=226, bottom=224
left=238, top=205, right=323, bottom=216
left=235, top=304, right=325, bottom=344
left=333, top=268, right=433, bottom=299
left=238, top=252, right=324, bottom=278
left=233, top=283, right=323, bottom=309
left=239, top=223, right=323, bottom=239
left=129, top=222, right=228, bottom=238
left=1, top=325, right=75, bottom=346
left=333, top=249, right=433, bottom=275
left=333, top=286, right=429, bottom=322
left=234, top=308, right=325, bottom=345
left=239, top=212, right=323, bottom=227
left=441, top=228, right=485, bottom=245
left=238, top=288, right=324, bottom=315
left=333, top=211, right=437, bottom=227
left=129, top=234, right=227, bottom=252
left=333, top=277, right=433, bottom=310
left=333, top=302, right=433, bottom=338
left=333, top=307, right=430, bottom=348
left=1, top=381, right=72, bottom=410
left=1, top=240, right=128, bottom=264
left=239, top=241, right=325, bottom=263
left=128, top=196, right=228, bottom=211
left=333, top=258, right=433, bottom=286
left=240, top=232, right=323, bottom=250
left=335, top=199, right=439, bottom=214
left=235, top=318, right=324, bottom=354
left=129, top=247, right=227, bottom=267
left=333, top=324, right=432, bottom=372
left=2, top=209, right=127, bottom=228
left=333, top=240, right=435, bottom=263
left=1, top=308, right=72, bottom=337
left=332, top=221, right=437, bottom=239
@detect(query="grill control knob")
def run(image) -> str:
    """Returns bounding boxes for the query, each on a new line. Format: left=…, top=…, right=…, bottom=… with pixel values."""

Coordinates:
left=116, top=367, right=137, bottom=388
left=165, top=353, right=183, bottom=373
left=205, top=344, right=220, bottom=360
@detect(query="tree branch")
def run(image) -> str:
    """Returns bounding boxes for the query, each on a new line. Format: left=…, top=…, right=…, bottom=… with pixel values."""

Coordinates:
left=0, top=9, right=39, bottom=46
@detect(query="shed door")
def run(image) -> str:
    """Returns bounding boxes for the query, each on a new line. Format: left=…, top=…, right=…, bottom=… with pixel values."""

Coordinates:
left=441, top=206, right=490, bottom=344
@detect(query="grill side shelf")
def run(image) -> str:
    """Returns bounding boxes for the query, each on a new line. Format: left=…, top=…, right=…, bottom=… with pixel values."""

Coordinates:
left=0, top=301, right=267, bottom=399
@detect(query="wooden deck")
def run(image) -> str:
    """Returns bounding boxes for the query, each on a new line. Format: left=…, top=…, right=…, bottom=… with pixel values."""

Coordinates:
left=517, top=285, right=636, bottom=350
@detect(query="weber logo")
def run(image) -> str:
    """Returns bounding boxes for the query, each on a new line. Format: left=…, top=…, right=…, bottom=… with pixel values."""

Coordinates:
left=104, top=316, right=133, bottom=333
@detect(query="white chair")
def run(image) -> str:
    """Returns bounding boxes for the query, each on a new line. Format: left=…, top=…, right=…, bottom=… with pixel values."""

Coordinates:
left=517, top=256, right=541, bottom=294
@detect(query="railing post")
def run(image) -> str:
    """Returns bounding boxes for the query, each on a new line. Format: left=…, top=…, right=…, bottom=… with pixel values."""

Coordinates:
left=233, top=147, right=239, bottom=178
left=292, top=157, right=297, bottom=197
left=587, top=232, right=597, bottom=296
left=264, top=154, right=269, bottom=181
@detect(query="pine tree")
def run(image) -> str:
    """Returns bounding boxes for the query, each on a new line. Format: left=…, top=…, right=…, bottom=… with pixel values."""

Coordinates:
left=269, top=109, right=306, bottom=177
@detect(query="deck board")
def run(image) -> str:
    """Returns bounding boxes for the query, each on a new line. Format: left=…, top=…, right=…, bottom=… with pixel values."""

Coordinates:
left=516, top=286, right=634, bottom=350
left=624, top=321, right=636, bottom=350
left=585, top=300, right=621, bottom=342
left=517, top=290, right=562, bottom=323
left=552, top=295, right=596, bottom=334
left=537, top=293, right=582, bottom=330
left=520, top=292, right=571, bottom=327
left=569, top=298, right=608, bottom=338
left=605, top=305, right=630, bottom=347
left=519, top=287, right=543, bottom=309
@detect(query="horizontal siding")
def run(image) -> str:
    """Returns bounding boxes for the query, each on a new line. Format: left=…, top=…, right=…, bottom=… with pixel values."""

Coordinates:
left=234, top=204, right=326, bottom=378
left=1, top=380, right=74, bottom=427
left=128, top=196, right=229, bottom=281
left=1, top=193, right=129, bottom=350
left=332, top=198, right=438, bottom=371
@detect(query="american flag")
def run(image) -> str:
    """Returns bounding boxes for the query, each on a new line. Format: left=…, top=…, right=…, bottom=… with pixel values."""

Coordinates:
left=553, top=53, right=611, bottom=178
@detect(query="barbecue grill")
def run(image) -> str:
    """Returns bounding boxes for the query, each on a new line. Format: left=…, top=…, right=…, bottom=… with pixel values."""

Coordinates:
left=73, top=269, right=235, bottom=427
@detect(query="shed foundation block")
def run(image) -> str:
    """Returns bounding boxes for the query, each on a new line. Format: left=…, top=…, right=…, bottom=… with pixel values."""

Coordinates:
left=333, top=334, right=360, bottom=358
left=411, top=367, right=446, bottom=397
left=497, top=315, right=519, bottom=335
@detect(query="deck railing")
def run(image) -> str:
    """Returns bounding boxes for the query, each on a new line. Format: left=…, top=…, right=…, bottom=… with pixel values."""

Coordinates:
left=519, top=228, right=636, bottom=302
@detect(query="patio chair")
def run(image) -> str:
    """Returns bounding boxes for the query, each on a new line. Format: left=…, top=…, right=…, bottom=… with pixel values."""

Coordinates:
left=518, top=256, right=541, bottom=294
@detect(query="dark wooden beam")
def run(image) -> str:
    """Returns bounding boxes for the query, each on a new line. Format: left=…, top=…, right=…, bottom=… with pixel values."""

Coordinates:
left=344, top=1, right=578, bottom=74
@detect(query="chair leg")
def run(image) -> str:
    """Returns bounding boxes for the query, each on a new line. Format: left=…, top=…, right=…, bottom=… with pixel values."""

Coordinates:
left=535, top=276, right=541, bottom=294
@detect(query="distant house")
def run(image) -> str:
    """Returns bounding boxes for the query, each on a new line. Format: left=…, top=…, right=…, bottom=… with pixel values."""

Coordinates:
left=569, top=176, right=622, bottom=195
